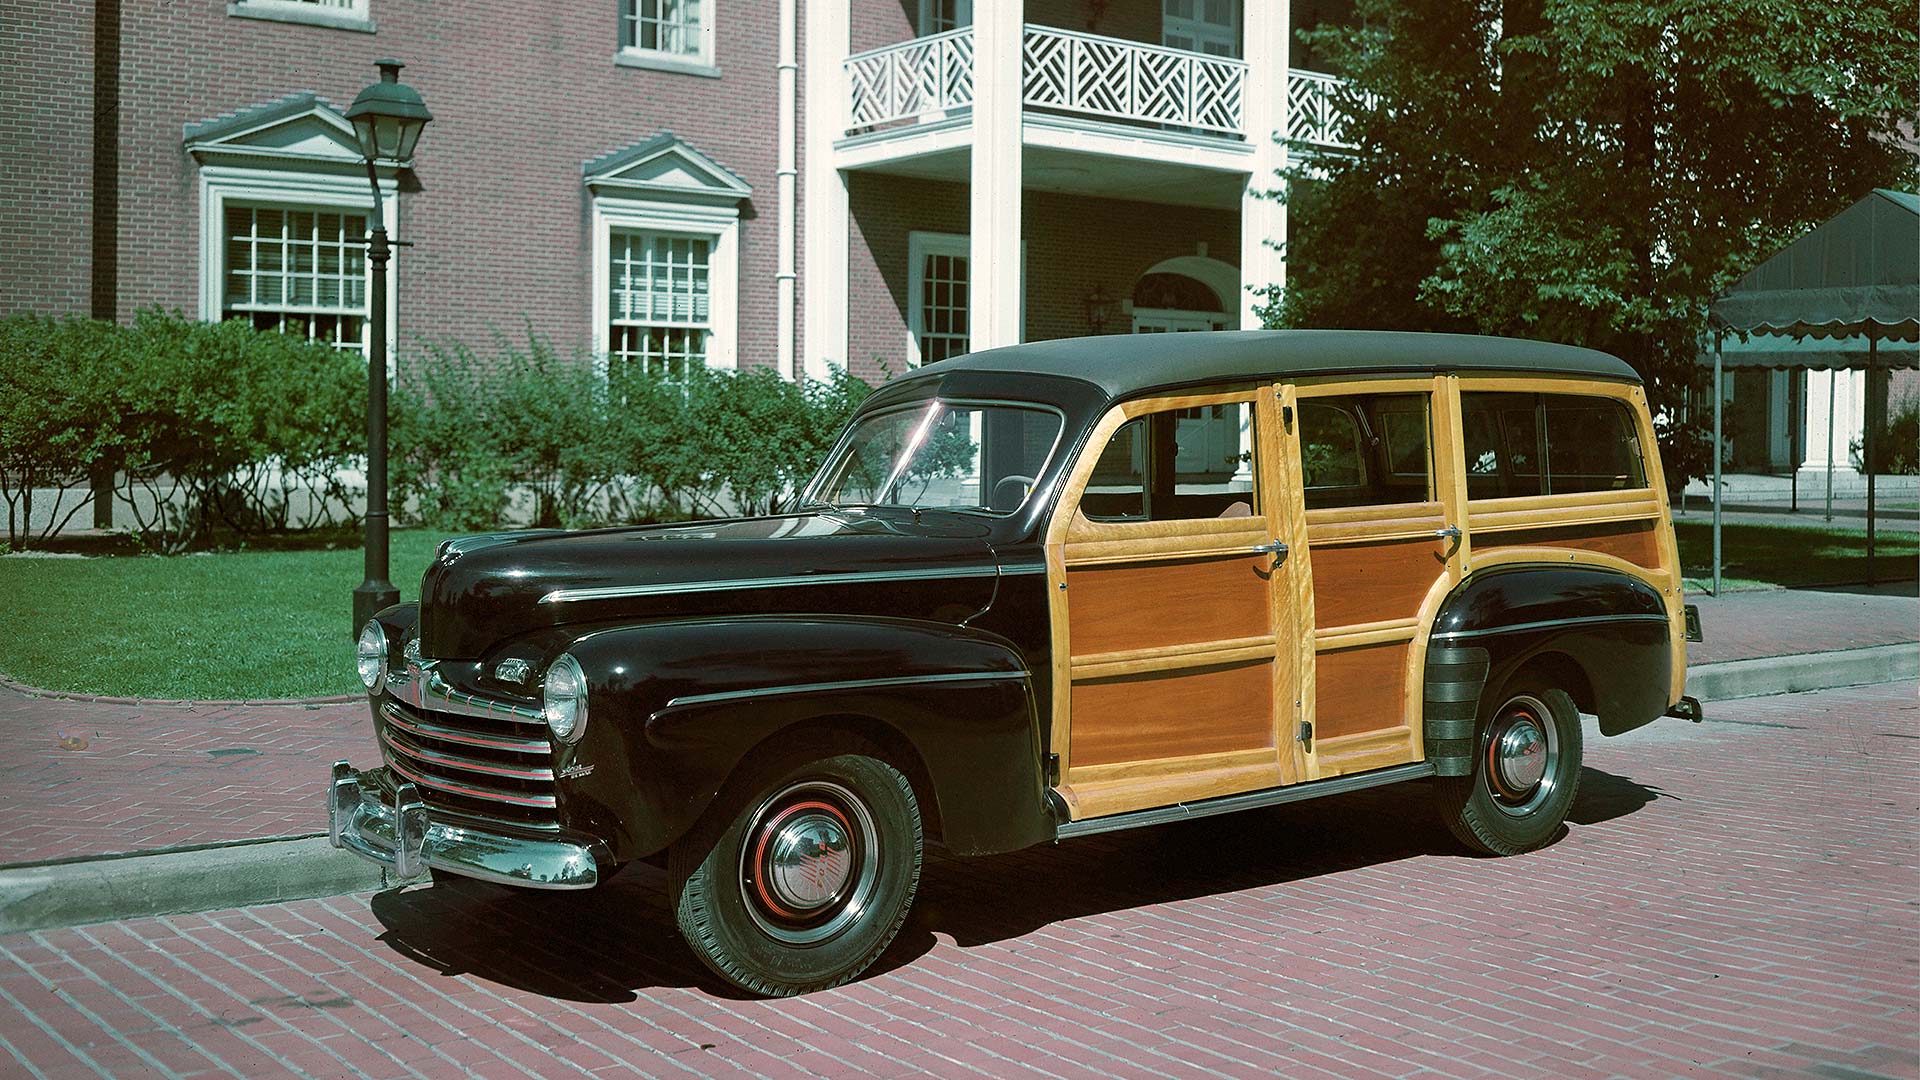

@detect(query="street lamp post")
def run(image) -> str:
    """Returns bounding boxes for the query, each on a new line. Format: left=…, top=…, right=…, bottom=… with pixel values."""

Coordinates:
left=346, top=59, right=431, bottom=638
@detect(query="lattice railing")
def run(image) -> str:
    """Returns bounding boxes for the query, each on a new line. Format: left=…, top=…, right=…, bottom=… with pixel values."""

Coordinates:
left=846, top=28, right=976, bottom=130
left=1021, top=25, right=1246, bottom=137
left=1286, top=68, right=1362, bottom=151
left=844, top=26, right=1361, bottom=152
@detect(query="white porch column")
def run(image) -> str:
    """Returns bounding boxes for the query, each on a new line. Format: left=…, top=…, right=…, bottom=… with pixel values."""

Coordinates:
left=801, top=0, right=851, bottom=378
left=1238, top=0, right=1290, bottom=329
left=1798, top=367, right=1868, bottom=478
left=969, top=0, right=1023, bottom=353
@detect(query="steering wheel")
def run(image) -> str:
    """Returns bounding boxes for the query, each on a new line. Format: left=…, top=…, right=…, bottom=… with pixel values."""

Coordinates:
left=991, top=474, right=1036, bottom=510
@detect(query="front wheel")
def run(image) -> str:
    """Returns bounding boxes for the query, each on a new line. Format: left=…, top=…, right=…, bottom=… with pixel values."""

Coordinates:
left=1435, top=680, right=1583, bottom=855
left=670, top=752, right=922, bottom=996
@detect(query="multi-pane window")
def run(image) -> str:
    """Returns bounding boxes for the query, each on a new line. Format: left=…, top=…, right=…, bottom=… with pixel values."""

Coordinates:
left=919, top=0, right=970, bottom=33
left=916, top=250, right=969, bottom=365
left=1163, top=0, right=1239, bottom=57
left=222, top=205, right=368, bottom=354
left=621, top=0, right=709, bottom=60
left=608, top=231, right=710, bottom=381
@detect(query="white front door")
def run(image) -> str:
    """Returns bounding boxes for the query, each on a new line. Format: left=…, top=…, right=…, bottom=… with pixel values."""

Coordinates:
left=1133, top=308, right=1231, bottom=334
left=1163, top=0, right=1239, bottom=57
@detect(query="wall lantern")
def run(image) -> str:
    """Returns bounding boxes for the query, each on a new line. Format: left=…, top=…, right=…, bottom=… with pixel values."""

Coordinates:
left=1086, top=284, right=1114, bottom=335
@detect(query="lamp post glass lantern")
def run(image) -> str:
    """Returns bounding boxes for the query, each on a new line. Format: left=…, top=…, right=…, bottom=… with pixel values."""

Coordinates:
left=346, top=59, right=430, bottom=638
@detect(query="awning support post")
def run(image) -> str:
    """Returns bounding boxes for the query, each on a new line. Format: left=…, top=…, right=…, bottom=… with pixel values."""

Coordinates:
left=1712, top=333, right=1724, bottom=597
left=1867, top=333, right=1878, bottom=584
left=1826, top=369, right=1836, bottom=522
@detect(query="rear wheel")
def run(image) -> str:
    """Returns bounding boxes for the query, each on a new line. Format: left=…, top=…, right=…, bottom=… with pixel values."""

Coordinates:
left=670, top=752, right=922, bottom=996
left=1435, top=679, right=1582, bottom=855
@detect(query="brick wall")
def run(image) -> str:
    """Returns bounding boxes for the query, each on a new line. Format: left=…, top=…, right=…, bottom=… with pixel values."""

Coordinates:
left=0, top=0, right=96, bottom=315
left=848, top=171, right=1241, bottom=379
left=25, top=1, right=785, bottom=372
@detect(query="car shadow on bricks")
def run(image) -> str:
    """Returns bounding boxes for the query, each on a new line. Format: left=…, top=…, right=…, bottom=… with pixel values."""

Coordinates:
left=362, top=767, right=1665, bottom=1000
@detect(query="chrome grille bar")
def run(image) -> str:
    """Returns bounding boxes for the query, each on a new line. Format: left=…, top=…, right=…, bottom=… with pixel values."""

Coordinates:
left=380, top=726, right=555, bottom=783
left=382, top=750, right=558, bottom=809
left=381, top=701, right=550, bottom=755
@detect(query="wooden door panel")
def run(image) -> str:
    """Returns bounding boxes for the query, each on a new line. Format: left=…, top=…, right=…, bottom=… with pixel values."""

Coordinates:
left=1313, top=642, right=1410, bottom=740
left=1070, top=660, right=1275, bottom=767
left=1066, top=554, right=1271, bottom=657
left=1309, top=538, right=1447, bottom=628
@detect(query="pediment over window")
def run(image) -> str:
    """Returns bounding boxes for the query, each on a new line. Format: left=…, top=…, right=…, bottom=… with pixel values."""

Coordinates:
left=583, top=132, right=751, bottom=205
left=183, top=93, right=370, bottom=167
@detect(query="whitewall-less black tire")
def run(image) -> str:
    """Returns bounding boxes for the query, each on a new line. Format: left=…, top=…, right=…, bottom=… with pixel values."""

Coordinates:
left=1435, top=679, right=1583, bottom=856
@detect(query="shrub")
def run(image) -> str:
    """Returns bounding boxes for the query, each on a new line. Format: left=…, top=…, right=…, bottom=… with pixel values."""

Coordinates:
left=0, top=315, right=124, bottom=549
left=1851, top=387, right=1919, bottom=476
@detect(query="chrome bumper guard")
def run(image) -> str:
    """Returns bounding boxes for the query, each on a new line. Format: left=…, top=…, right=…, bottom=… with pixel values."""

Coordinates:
left=328, top=761, right=599, bottom=890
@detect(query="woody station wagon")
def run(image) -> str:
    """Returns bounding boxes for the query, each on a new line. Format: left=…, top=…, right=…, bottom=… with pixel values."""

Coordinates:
left=330, top=330, right=1703, bottom=996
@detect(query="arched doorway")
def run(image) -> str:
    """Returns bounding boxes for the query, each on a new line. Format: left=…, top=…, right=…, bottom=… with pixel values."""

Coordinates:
left=1130, top=255, right=1239, bottom=334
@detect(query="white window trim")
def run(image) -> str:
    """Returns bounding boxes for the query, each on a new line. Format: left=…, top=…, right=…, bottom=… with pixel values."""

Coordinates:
left=906, top=230, right=1022, bottom=367
left=227, top=0, right=374, bottom=33
left=616, top=0, right=719, bottom=74
left=197, top=165, right=398, bottom=362
left=591, top=196, right=739, bottom=373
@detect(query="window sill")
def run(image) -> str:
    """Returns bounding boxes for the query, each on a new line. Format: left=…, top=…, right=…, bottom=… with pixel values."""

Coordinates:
left=227, top=3, right=375, bottom=33
left=613, top=50, right=721, bottom=79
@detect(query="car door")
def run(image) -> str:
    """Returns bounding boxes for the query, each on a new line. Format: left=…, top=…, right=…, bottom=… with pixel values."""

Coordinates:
left=1291, top=375, right=1465, bottom=779
left=1043, top=385, right=1308, bottom=820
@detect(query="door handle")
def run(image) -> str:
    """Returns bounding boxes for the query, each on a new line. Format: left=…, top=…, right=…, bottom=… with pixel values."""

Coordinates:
left=1435, top=525, right=1462, bottom=541
left=1252, top=539, right=1289, bottom=565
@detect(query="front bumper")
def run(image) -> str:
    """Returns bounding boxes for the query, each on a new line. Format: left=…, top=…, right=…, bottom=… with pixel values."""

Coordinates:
left=327, top=762, right=600, bottom=890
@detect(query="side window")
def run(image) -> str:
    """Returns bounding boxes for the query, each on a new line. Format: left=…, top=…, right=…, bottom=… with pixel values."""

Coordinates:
left=1462, top=392, right=1646, bottom=498
left=1462, top=392, right=1544, bottom=499
left=1299, top=393, right=1432, bottom=509
left=1083, top=402, right=1256, bottom=522
left=1544, top=394, right=1647, bottom=492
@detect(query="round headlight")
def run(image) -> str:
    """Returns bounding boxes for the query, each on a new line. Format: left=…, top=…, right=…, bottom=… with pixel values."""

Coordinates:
left=542, top=654, right=588, bottom=743
left=356, top=620, right=388, bottom=693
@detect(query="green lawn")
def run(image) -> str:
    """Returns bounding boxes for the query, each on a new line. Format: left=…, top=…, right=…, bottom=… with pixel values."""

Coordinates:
left=0, top=531, right=451, bottom=699
left=1674, top=519, right=1919, bottom=591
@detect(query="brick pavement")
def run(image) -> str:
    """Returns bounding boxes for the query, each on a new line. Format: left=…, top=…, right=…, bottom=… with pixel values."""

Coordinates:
left=0, top=681, right=1913, bottom=1079
left=1686, top=583, right=1917, bottom=665
left=0, top=689, right=366, bottom=867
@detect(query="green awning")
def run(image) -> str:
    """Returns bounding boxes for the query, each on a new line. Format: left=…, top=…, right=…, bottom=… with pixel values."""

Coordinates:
left=1710, top=189, right=1919, bottom=343
left=1708, top=329, right=1919, bottom=370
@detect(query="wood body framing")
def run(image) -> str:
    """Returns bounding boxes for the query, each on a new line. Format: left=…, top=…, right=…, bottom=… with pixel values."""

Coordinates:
left=1044, top=371, right=1686, bottom=823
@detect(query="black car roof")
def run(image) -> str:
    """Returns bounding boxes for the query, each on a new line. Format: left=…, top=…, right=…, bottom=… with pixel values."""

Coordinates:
left=902, top=330, right=1639, bottom=401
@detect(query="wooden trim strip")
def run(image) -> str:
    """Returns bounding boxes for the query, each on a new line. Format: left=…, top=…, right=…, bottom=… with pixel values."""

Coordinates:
left=1064, top=746, right=1277, bottom=785
left=1065, top=529, right=1272, bottom=566
left=1071, top=636, right=1277, bottom=680
left=1054, top=760, right=1286, bottom=820
left=1314, top=618, right=1419, bottom=651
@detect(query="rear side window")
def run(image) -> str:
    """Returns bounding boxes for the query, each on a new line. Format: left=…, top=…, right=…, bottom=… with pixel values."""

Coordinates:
left=1298, top=393, right=1433, bottom=510
left=1462, top=392, right=1646, bottom=498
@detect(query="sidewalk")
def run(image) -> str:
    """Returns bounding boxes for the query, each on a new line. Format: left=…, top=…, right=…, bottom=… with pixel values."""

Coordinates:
left=1685, top=580, right=1919, bottom=664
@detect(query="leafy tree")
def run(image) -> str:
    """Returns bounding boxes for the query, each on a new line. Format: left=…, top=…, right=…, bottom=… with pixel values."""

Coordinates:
left=1263, top=0, right=1918, bottom=489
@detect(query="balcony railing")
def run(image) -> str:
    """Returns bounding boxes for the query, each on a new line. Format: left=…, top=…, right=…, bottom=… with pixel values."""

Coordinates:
left=845, top=26, right=1361, bottom=153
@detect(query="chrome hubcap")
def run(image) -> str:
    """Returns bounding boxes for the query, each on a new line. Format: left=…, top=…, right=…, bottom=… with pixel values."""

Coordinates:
left=1484, top=694, right=1559, bottom=816
left=740, top=781, right=879, bottom=946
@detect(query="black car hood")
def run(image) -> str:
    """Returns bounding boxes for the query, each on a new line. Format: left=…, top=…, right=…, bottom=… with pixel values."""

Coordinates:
left=417, top=510, right=1002, bottom=659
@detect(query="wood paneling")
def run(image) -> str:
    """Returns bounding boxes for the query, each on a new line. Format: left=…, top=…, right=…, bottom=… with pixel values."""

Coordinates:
left=1307, top=537, right=1446, bottom=629
left=1314, top=641, right=1410, bottom=740
left=1066, top=554, right=1271, bottom=656
left=1475, top=519, right=1661, bottom=570
left=1070, top=659, right=1275, bottom=768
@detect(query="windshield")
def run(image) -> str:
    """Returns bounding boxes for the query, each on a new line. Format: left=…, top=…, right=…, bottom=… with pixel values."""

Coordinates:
left=809, top=400, right=1064, bottom=515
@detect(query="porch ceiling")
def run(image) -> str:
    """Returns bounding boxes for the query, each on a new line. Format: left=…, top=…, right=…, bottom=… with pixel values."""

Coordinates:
left=856, top=145, right=1246, bottom=210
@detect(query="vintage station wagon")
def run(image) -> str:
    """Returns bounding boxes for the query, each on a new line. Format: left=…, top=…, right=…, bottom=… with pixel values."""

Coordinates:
left=331, top=330, right=1701, bottom=996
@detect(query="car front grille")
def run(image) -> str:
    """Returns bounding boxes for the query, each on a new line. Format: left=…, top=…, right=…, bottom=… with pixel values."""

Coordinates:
left=377, top=697, right=559, bottom=832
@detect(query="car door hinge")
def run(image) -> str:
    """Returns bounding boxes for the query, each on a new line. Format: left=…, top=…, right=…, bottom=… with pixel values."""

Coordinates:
left=1044, top=752, right=1061, bottom=785
left=1296, top=721, right=1313, bottom=745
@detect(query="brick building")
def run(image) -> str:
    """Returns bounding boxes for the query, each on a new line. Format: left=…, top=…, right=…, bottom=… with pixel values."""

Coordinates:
left=0, top=0, right=1361, bottom=386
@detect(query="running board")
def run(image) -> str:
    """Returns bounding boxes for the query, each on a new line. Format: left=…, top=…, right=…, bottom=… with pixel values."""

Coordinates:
left=1054, top=762, right=1438, bottom=840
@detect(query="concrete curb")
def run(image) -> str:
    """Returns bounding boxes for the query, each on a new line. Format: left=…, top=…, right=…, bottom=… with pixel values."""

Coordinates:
left=1687, top=643, right=1917, bottom=704
left=0, top=837, right=389, bottom=936
left=0, top=645, right=1912, bottom=936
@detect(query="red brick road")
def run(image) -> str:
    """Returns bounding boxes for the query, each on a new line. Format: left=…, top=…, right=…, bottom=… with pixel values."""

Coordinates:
left=0, top=682, right=1914, bottom=1078
left=0, top=692, right=365, bottom=866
